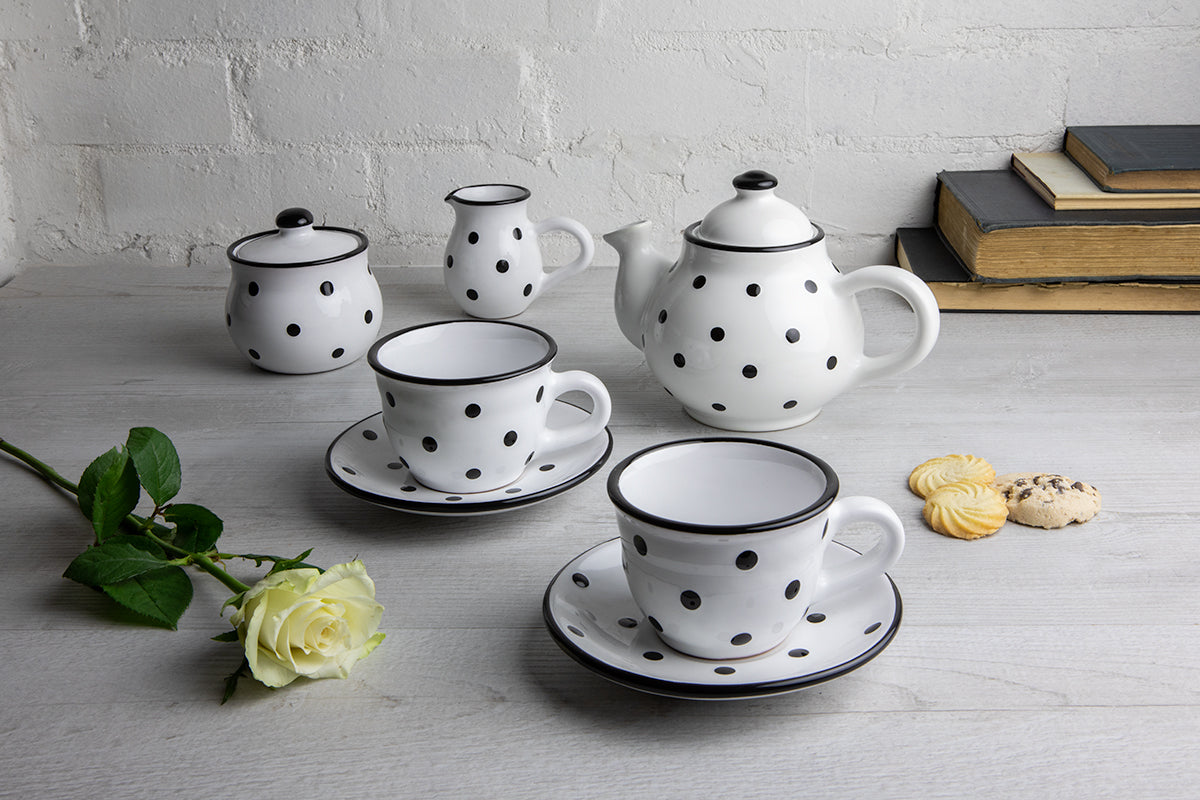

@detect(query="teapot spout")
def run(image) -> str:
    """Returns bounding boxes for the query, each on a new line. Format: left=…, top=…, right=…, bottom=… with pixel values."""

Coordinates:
left=604, top=221, right=672, bottom=349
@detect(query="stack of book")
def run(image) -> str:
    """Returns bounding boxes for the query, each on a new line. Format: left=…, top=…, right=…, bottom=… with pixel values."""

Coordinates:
left=896, top=124, right=1200, bottom=312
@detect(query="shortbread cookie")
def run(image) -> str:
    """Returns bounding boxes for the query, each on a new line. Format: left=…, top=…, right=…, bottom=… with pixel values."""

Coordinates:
left=923, top=480, right=1008, bottom=540
left=992, top=472, right=1101, bottom=529
left=909, top=454, right=996, bottom=499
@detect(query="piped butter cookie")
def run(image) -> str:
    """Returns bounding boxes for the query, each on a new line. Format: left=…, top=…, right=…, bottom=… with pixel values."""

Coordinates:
left=908, top=454, right=996, bottom=499
left=992, top=472, right=1101, bottom=529
left=922, top=480, right=1008, bottom=540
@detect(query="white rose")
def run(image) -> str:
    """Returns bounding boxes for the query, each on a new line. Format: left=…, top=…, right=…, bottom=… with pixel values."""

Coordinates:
left=230, top=560, right=384, bottom=688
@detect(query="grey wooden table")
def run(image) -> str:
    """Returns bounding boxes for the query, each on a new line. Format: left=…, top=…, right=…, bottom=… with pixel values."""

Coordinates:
left=1, top=264, right=1197, bottom=799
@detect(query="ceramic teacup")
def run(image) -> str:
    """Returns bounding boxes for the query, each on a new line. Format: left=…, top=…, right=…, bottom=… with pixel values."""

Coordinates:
left=607, top=438, right=905, bottom=660
left=369, top=320, right=612, bottom=493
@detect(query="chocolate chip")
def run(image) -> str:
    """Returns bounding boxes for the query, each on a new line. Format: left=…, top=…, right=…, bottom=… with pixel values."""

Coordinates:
left=1018, top=488, right=1034, bottom=500
left=1072, top=481, right=1085, bottom=491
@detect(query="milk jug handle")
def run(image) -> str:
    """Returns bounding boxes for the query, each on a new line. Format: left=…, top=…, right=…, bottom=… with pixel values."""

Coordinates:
left=534, top=217, right=595, bottom=295
left=836, top=265, right=940, bottom=385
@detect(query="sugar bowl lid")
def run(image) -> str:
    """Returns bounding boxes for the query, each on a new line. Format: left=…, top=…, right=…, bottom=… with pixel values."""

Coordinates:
left=688, top=170, right=817, bottom=251
left=228, top=208, right=368, bottom=267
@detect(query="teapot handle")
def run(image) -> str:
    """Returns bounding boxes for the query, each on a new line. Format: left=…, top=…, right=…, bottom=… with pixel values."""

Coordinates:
left=534, top=217, right=595, bottom=296
left=838, top=265, right=940, bottom=384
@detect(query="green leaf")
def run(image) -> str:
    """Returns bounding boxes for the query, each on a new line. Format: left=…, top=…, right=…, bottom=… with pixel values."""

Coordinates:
left=165, top=503, right=223, bottom=552
left=100, top=566, right=193, bottom=630
left=77, top=448, right=140, bottom=542
left=221, top=657, right=251, bottom=705
left=211, top=629, right=240, bottom=643
left=126, top=427, right=182, bottom=507
left=63, top=540, right=173, bottom=588
left=267, top=548, right=317, bottom=575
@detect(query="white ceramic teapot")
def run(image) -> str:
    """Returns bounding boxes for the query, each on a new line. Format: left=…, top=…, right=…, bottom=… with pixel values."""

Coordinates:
left=605, top=170, right=940, bottom=431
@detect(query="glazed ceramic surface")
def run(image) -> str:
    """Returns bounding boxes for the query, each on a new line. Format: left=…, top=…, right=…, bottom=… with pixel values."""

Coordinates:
left=368, top=320, right=611, bottom=494
left=607, top=438, right=904, bottom=661
left=606, top=170, right=940, bottom=430
left=443, top=184, right=594, bottom=319
left=325, top=403, right=612, bottom=515
left=225, top=208, right=381, bottom=374
left=543, top=538, right=902, bottom=700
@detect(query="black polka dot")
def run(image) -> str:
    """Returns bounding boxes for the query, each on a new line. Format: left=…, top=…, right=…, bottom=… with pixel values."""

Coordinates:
left=692, top=275, right=706, bottom=289
left=807, top=612, right=826, bottom=623
left=248, top=349, right=260, bottom=360
left=466, top=289, right=479, bottom=301
left=742, top=364, right=757, bottom=379
left=513, top=227, right=522, bottom=239
left=805, top=280, right=818, bottom=293
left=446, top=255, right=453, bottom=268
left=539, top=464, right=555, bottom=472
left=827, top=356, right=837, bottom=370
left=364, top=309, right=374, bottom=324
left=536, top=386, right=544, bottom=402
left=618, top=618, right=638, bottom=628
left=467, top=231, right=479, bottom=244
left=362, top=429, right=378, bottom=441
left=710, top=327, right=725, bottom=341
left=731, top=633, right=752, bottom=646
left=786, top=328, right=800, bottom=343
left=746, top=283, right=760, bottom=296
left=714, top=666, right=736, bottom=675
left=387, top=462, right=404, bottom=470
left=788, top=648, right=810, bottom=658
left=735, top=550, right=758, bottom=570
left=465, top=468, right=481, bottom=480
left=341, top=466, right=357, bottom=475
left=225, top=313, right=231, bottom=327
left=525, top=452, right=534, bottom=464
left=712, top=402, right=726, bottom=411
left=320, top=280, right=334, bottom=296
left=633, top=535, right=647, bottom=555
left=286, top=323, right=301, bottom=337
left=248, top=281, right=259, bottom=296
left=658, top=309, right=668, bottom=324
left=465, top=403, right=481, bottom=418
left=523, top=283, right=533, bottom=296
left=647, top=616, right=662, bottom=632
left=673, top=353, right=686, bottom=368
left=643, top=650, right=664, bottom=660
left=864, top=622, right=882, bottom=634
left=680, top=590, right=701, bottom=610
left=400, top=485, right=417, bottom=492
left=567, top=625, right=584, bottom=637
left=496, top=259, right=509, bottom=273
left=505, top=487, right=521, bottom=494
left=503, top=430, right=518, bottom=447
left=331, top=347, right=344, bottom=358
left=783, top=400, right=797, bottom=409
left=422, top=436, right=438, bottom=452
left=445, top=496, right=462, bottom=502
left=785, top=580, right=801, bottom=599
left=386, top=392, right=395, bottom=407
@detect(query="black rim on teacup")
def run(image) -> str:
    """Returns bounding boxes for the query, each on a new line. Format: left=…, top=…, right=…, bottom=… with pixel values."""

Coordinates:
left=606, top=437, right=838, bottom=534
left=444, top=184, right=533, bottom=206
left=368, top=319, right=558, bottom=385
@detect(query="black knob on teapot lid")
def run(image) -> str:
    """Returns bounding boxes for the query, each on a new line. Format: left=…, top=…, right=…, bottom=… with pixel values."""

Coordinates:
left=276, top=207, right=314, bottom=229
left=732, top=170, right=778, bottom=191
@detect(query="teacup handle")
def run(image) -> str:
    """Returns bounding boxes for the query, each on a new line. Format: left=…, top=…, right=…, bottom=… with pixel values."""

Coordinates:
left=814, top=495, right=905, bottom=602
left=536, top=369, right=612, bottom=455
left=836, top=265, right=940, bottom=385
left=534, top=217, right=595, bottom=297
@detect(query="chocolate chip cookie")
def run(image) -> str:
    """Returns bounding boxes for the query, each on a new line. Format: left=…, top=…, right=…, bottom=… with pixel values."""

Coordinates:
left=992, top=472, right=1101, bottom=529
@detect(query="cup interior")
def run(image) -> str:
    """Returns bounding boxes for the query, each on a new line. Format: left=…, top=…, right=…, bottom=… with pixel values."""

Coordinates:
left=448, top=184, right=531, bottom=205
left=370, top=321, right=553, bottom=383
left=610, top=439, right=836, bottom=529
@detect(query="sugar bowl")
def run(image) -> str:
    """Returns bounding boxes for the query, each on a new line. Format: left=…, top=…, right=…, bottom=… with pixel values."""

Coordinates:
left=225, top=208, right=382, bottom=374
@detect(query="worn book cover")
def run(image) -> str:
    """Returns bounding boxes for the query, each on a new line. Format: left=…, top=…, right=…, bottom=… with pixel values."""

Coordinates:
left=1011, top=152, right=1200, bottom=210
left=1064, top=125, right=1200, bottom=192
left=896, top=227, right=1200, bottom=313
left=935, top=170, right=1200, bottom=282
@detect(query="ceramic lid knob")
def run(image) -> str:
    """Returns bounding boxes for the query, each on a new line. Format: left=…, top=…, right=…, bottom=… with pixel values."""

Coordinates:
left=228, top=208, right=367, bottom=266
left=275, top=207, right=314, bottom=229
left=693, top=169, right=815, bottom=249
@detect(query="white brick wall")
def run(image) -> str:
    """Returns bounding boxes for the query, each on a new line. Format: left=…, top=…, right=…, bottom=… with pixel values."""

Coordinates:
left=1, top=0, right=1198, bottom=273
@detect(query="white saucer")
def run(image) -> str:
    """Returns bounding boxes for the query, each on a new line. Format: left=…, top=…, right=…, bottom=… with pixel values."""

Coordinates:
left=325, top=401, right=613, bottom=516
left=543, top=538, right=902, bottom=700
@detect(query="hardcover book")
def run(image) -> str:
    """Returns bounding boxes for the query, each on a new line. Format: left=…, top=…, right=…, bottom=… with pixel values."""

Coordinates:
left=1011, top=152, right=1200, bottom=211
left=1063, top=125, right=1200, bottom=193
left=895, top=227, right=1200, bottom=313
left=935, top=169, right=1200, bottom=283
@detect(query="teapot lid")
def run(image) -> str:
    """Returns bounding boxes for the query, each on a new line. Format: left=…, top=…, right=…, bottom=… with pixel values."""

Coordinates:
left=228, top=208, right=368, bottom=267
left=689, top=170, right=817, bottom=250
